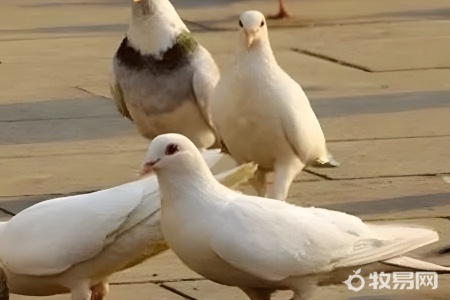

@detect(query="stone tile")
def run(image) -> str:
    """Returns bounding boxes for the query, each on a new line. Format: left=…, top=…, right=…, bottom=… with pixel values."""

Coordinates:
left=3, top=2, right=450, bottom=105
left=109, top=283, right=185, bottom=300
left=111, top=251, right=202, bottom=284
left=308, top=136, right=450, bottom=179
left=321, top=107, right=450, bottom=141
left=197, top=29, right=450, bottom=99
left=163, top=280, right=293, bottom=300
left=0, top=97, right=119, bottom=122
left=195, top=43, right=386, bottom=99
left=163, top=276, right=450, bottom=300
left=0, top=136, right=146, bottom=159
left=330, top=197, right=450, bottom=221
left=0, top=36, right=117, bottom=103
left=287, top=176, right=450, bottom=208
left=0, top=0, right=127, bottom=33
left=67, top=32, right=450, bottom=101
left=0, top=150, right=143, bottom=196
left=176, top=0, right=450, bottom=30
left=0, top=146, right=246, bottom=200
left=311, top=90, right=450, bottom=122
left=358, top=204, right=450, bottom=221
left=280, top=20, right=450, bottom=72
left=3, top=0, right=450, bottom=34
left=11, top=282, right=184, bottom=300
left=287, top=175, right=450, bottom=220
left=0, top=117, right=138, bottom=145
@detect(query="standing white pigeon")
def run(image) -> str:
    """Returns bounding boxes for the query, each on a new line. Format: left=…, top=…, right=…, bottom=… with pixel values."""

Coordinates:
left=143, top=133, right=450, bottom=300
left=211, top=10, right=339, bottom=201
left=0, top=150, right=255, bottom=300
left=110, top=0, right=220, bottom=149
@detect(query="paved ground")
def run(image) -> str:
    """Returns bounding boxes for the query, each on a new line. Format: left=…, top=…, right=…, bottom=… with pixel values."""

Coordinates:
left=1, top=0, right=450, bottom=299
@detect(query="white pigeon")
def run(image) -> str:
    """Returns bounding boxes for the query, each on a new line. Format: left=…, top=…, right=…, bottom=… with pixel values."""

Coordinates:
left=110, top=0, right=220, bottom=149
left=0, top=150, right=255, bottom=300
left=143, top=133, right=450, bottom=300
left=211, top=10, right=339, bottom=201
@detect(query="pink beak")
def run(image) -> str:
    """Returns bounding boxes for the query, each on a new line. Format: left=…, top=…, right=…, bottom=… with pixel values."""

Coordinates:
left=139, top=158, right=160, bottom=177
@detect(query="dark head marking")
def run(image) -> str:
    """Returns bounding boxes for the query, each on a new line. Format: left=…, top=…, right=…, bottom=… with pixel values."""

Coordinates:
left=239, top=20, right=243, bottom=28
left=115, top=31, right=198, bottom=73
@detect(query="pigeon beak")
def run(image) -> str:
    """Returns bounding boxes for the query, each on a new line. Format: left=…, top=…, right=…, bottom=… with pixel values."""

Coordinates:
left=132, top=0, right=150, bottom=15
left=139, top=158, right=161, bottom=177
left=245, top=30, right=257, bottom=48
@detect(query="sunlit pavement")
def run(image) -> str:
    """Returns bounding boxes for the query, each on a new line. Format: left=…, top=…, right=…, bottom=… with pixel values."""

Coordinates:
left=1, top=0, right=449, bottom=299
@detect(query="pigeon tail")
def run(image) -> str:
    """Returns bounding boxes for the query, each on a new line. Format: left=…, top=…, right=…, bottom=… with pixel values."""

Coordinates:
left=311, top=151, right=340, bottom=168
left=437, top=246, right=450, bottom=255
left=382, top=256, right=450, bottom=273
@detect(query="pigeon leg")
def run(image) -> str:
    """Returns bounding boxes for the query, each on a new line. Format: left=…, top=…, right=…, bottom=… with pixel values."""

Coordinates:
left=240, top=287, right=274, bottom=300
left=291, top=295, right=308, bottom=300
left=90, top=281, right=109, bottom=300
left=291, top=289, right=314, bottom=300
left=248, top=168, right=267, bottom=197
left=0, top=268, right=8, bottom=300
left=71, top=282, right=92, bottom=300
left=268, top=160, right=304, bottom=201
left=290, top=282, right=315, bottom=300
left=268, top=0, right=291, bottom=19
left=219, top=139, right=230, bottom=154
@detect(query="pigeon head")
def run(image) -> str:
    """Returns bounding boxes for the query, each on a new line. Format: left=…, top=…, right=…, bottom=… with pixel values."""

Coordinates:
left=131, top=0, right=151, bottom=18
left=126, top=0, right=188, bottom=55
left=140, top=133, right=203, bottom=176
left=238, top=11, right=268, bottom=49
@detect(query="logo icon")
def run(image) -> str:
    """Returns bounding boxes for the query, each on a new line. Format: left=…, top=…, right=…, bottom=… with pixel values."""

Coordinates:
left=343, top=268, right=365, bottom=292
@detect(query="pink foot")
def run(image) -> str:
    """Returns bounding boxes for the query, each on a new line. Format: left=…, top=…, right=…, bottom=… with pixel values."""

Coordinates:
left=90, top=281, right=109, bottom=300
left=268, top=8, right=291, bottom=19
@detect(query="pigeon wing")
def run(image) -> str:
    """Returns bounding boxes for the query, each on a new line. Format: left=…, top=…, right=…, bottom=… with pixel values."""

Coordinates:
left=0, top=182, right=147, bottom=276
left=110, top=61, right=133, bottom=121
left=191, top=46, right=220, bottom=131
left=210, top=200, right=440, bottom=281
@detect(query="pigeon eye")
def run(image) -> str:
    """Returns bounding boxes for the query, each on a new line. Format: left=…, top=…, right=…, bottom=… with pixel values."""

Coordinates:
left=260, top=21, right=265, bottom=27
left=239, top=20, right=243, bottom=28
left=165, top=144, right=179, bottom=156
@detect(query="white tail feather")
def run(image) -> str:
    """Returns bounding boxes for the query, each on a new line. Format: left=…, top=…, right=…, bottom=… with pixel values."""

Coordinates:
left=382, top=256, right=450, bottom=272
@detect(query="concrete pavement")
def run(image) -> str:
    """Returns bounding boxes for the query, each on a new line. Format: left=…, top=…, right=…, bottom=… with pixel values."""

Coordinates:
left=1, top=0, right=449, bottom=299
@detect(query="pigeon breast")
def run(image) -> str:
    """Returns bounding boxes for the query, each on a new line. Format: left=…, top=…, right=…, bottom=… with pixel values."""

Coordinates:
left=114, top=35, right=199, bottom=115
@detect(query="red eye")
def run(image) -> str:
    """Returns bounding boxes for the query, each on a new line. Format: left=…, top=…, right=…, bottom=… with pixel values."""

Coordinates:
left=165, top=143, right=179, bottom=155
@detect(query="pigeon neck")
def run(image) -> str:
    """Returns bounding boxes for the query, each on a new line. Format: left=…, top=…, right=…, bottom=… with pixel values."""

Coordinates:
left=236, top=39, right=275, bottom=61
left=156, top=158, right=219, bottom=203
left=234, top=40, right=277, bottom=73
